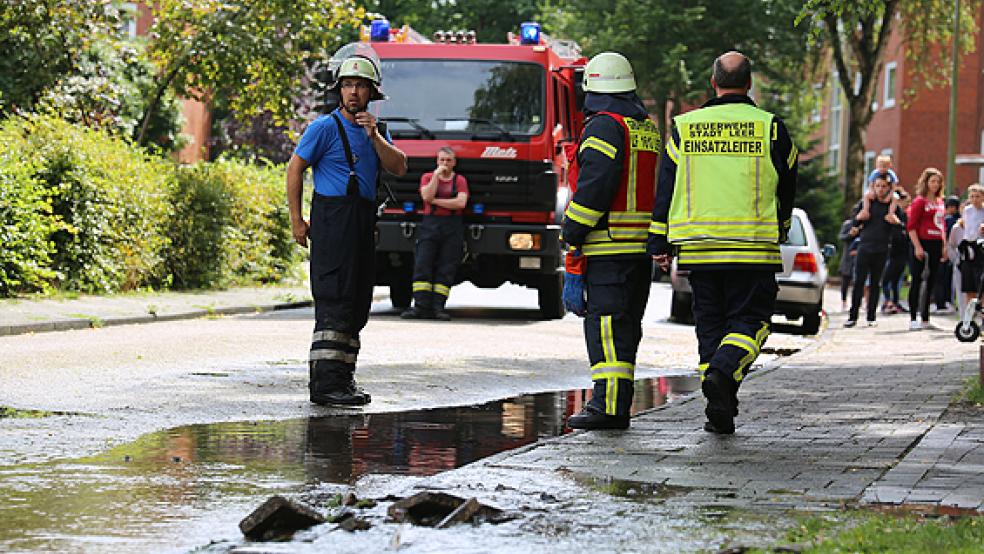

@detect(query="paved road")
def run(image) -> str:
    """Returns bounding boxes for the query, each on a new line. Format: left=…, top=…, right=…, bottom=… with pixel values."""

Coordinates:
left=3, top=280, right=980, bottom=552
left=0, top=281, right=813, bottom=467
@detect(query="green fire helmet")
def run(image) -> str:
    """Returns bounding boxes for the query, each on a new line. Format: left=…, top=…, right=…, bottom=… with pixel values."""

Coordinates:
left=582, top=52, right=636, bottom=94
left=331, top=53, right=386, bottom=101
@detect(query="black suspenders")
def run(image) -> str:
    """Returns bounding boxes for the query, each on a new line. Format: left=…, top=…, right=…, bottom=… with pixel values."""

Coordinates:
left=331, top=112, right=360, bottom=196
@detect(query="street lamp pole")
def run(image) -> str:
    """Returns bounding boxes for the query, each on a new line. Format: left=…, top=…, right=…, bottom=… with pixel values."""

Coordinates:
left=946, top=0, right=961, bottom=196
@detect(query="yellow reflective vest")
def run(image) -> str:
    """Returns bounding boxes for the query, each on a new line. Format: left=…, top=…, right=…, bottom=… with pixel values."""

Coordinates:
left=665, top=103, right=782, bottom=267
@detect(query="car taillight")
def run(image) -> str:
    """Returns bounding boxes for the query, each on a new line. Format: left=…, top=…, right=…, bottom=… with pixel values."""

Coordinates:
left=793, top=252, right=818, bottom=273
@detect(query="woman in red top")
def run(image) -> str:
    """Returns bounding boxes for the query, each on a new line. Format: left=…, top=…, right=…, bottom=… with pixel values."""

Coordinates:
left=906, top=167, right=948, bottom=330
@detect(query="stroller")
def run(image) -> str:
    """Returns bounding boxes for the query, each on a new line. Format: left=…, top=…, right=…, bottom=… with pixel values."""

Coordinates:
left=954, top=238, right=984, bottom=342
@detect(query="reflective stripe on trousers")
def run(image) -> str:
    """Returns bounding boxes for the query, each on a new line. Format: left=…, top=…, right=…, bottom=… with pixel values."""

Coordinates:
left=583, top=256, right=651, bottom=416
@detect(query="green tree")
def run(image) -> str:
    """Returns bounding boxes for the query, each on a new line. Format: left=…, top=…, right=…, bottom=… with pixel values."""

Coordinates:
left=138, top=0, right=364, bottom=145
left=541, top=0, right=814, bottom=141
left=797, top=0, right=982, bottom=211
left=0, top=0, right=120, bottom=115
left=35, top=39, right=186, bottom=152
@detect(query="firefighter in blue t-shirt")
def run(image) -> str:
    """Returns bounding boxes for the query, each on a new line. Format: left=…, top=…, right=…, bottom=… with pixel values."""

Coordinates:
left=286, top=54, right=407, bottom=406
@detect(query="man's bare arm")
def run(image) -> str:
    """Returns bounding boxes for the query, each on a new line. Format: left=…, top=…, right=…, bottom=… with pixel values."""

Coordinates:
left=286, top=154, right=310, bottom=247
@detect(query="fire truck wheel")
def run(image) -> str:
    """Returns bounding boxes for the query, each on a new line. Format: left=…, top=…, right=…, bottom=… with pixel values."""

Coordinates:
left=539, top=273, right=564, bottom=320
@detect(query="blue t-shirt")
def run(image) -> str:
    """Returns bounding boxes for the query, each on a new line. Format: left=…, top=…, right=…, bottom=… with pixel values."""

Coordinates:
left=293, top=109, right=393, bottom=201
left=866, top=168, right=898, bottom=184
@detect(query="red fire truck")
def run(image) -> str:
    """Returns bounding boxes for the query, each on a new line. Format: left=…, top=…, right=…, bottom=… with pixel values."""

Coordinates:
left=366, top=22, right=587, bottom=318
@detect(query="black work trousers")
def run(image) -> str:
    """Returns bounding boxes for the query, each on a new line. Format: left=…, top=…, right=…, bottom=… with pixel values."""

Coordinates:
left=308, top=193, right=376, bottom=397
left=584, top=255, right=651, bottom=417
left=908, top=239, right=943, bottom=322
left=689, top=270, right=776, bottom=391
left=411, top=215, right=464, bottom=312
left=850, top=249, right=887, bottom=322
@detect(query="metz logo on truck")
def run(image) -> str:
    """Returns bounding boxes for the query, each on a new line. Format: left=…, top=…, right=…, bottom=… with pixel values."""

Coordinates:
left=481, top=146, right=518, bottom=159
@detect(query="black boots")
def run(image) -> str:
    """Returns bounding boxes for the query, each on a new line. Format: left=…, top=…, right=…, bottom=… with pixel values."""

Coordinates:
left=400, top=307, right=430, bottom=319
left=702, top=370, right=736, bottom=434
left=432, top=309, right=451, bottom=321
left=311, top=382, right=371, bottom=406
left=310, top=360, right=371, bottom=406
left=400, top=306, right=451, bottom=321
left=566, top=407, right=630, bottom=430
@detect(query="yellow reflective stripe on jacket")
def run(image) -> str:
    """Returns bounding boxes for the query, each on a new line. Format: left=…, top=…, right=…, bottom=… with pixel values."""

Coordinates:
left=677, top=247, right=781, bottom=265
left=609, top=228, right=648, bottom=240
left=580, top=136, right=618, bottom=159
left=609, top=211, right=650, bottom=224
left=666, top=137, right=680, bottom=164
left=585, top=229, right=649, bottom=242
left=564, top=200, right=604, bottom=227
left=582, top=242, right=648, bottom=256
left=697, top=362, right=709, bottom=381
left=670, top=220, right=779, bottom=242
left=433, top=283, right=450, bottom=297
left=786, top=143, right=798, bottom=169
left=649, top=221, right=667, bottom=235
left=412, top=281, right=433, bottom=292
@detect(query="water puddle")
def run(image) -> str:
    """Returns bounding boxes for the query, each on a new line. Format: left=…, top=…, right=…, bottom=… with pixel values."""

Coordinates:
left=0, top=375, right=699, bottom=552
left=576, top=476, right=692, bottom=501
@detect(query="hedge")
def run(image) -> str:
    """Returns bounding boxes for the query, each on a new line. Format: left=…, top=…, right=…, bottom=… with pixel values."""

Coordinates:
left=0, top=114, right=298, bottom=297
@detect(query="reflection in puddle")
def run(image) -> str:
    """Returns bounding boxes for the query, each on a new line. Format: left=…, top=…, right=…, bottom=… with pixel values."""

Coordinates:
left=577, top=476, right=692, bottom=501
left=0, top=375, right=698, bottom=552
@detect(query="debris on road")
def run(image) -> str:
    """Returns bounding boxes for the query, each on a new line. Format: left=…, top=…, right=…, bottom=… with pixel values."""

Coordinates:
left=386, top=491, right=512, bottom=527
left=239, top=495, right=326, bottom=540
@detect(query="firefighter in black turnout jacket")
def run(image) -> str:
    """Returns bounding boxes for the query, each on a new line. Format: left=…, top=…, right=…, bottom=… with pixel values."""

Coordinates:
left=649, top=51, right=797, bottom=434
left=562, top=52, right=661, bottom=430
left=286, top=52, right=407, bottom=406
left=401, top=147, right=470, bottom=321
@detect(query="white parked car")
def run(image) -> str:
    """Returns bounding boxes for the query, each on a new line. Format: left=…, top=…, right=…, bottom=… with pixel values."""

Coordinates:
left=669, top=208, right=834, bottom=335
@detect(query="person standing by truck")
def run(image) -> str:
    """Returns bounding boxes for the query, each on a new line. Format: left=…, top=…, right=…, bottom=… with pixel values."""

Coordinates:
left=286, top=53, right=407, bottom=406
left=401, top=147, right=470, bottom=321
left=561, top=52, right=661, bottom=430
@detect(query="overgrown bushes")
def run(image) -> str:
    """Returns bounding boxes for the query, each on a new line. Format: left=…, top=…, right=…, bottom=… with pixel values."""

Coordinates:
left=0, top=114, right=297, bottom=297
left=166, top=160, right=294, bottom=288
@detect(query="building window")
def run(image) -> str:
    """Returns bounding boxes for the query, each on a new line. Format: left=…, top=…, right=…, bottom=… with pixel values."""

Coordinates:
left=811, top=84, right=823, bottom=123
left=829, top=79, right=842, bottom=171
left=864, top=152, right=876, bottom=177
left=979, top=131, right=984, bottom=186
left=883, top=62, right=897, bottom=108
left=120, top=3, right=138, bottom=39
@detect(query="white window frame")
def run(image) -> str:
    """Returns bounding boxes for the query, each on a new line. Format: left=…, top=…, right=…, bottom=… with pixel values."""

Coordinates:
left=811, top=83, right=823, bottom=123
left=829, top=78, right=843, bottom=171
left=864, top=151, right=877, bottom=176
left=121, top=3, right=138, bottom=39
left=883, top=62, right=897, bottom=108
left=979, top=131, right=984, bottom=186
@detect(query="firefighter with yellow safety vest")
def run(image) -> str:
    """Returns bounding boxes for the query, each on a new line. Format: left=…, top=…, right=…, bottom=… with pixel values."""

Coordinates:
left=649, top=51, right=797, bottom=434
left=562, top=52, right=661, bottom=430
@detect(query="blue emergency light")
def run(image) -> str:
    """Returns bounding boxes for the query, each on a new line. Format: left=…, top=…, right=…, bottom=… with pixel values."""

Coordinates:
left=403, top=201, right=415, bottom=212
left=370, top=19, right=391, bottom=42
left=519, top=22, right=540, bottom=45
left=473, top=203, right=485, bottom=214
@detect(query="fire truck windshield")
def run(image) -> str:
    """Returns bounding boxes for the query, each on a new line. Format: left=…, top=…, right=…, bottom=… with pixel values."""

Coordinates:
left=378, top=59, right=544, bottom=140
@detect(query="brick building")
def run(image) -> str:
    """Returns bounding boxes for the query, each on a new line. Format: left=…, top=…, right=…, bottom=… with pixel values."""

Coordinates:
left=815, top=9, right=984, bottom=196
left=124, top=3, right=211, bottom=163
